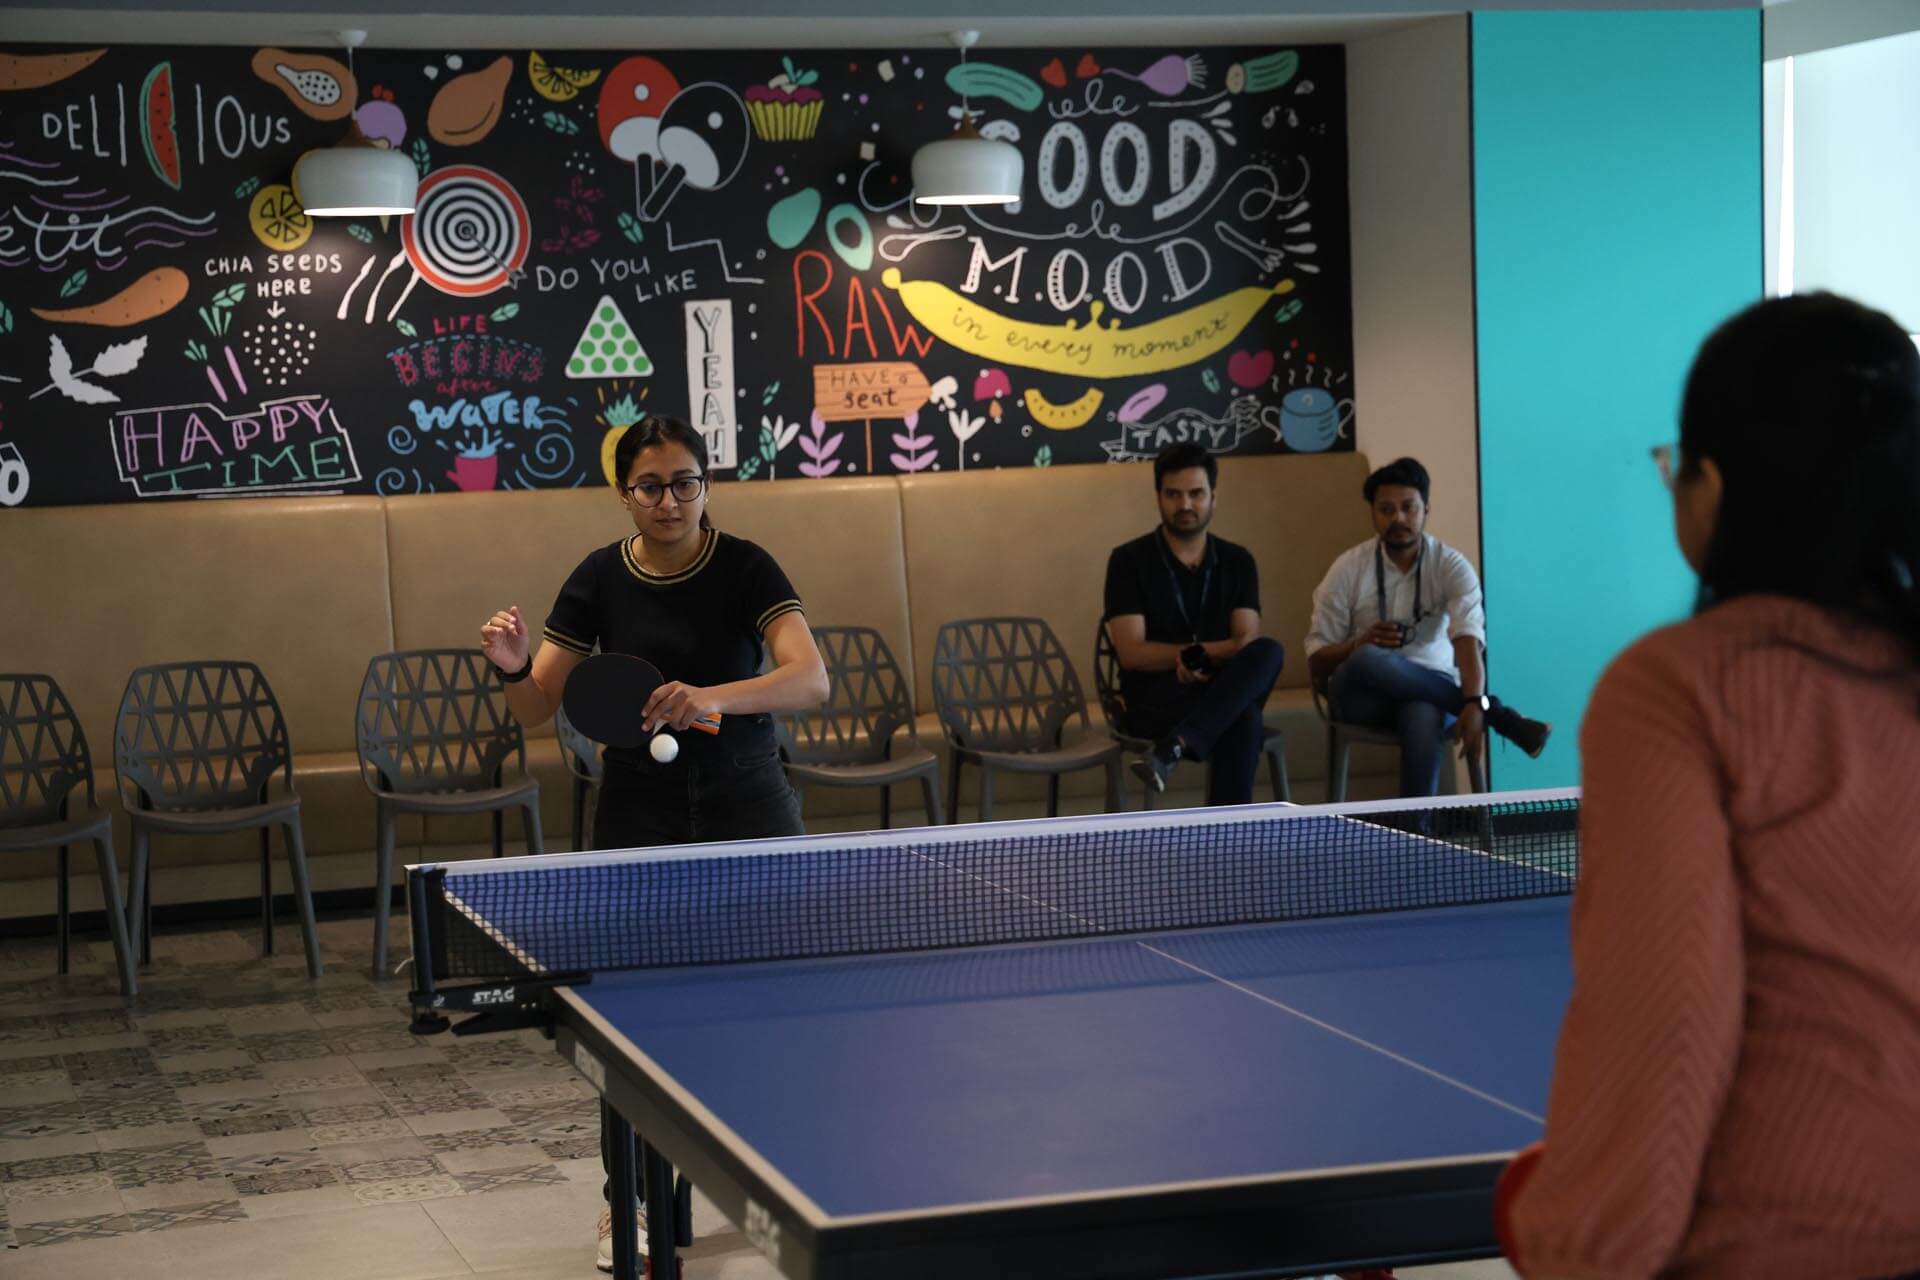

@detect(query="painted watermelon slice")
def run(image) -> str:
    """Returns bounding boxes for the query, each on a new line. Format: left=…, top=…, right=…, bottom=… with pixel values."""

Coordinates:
left=141, top=62, right=182, bottom=191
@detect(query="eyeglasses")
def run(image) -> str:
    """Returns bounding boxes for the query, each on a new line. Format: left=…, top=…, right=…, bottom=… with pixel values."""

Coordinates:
left=622, top=475, right=707, bottom=507
left=1650, top=444, right=1677, bottom=492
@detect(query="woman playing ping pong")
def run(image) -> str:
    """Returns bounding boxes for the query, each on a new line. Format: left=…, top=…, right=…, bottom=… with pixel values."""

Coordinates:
left=479, top=413, right=826, bottom=844
left=477, top=412, right=827, bottom=1267
left=1499, top=294, right=1920, bottom=1280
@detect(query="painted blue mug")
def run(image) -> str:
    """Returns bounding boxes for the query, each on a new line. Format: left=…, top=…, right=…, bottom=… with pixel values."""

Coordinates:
left=1279, top=387, right=1354, bottom=453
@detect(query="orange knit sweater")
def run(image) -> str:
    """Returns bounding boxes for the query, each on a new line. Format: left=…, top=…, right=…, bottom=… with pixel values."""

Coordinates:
left=1510, top=595, right=1920, bottom=1280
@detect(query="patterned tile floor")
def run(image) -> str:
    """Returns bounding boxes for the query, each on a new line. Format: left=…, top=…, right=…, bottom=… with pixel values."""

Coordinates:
left=0, top=912, right=1515, bottom=1280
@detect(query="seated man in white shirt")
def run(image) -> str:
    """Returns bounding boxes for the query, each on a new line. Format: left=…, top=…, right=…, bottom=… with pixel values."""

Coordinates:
left=1305, top=456, right=1550, bottom=797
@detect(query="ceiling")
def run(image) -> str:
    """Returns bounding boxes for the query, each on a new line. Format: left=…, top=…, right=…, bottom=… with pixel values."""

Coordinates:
left=7, top=0, right=1760, bottom=50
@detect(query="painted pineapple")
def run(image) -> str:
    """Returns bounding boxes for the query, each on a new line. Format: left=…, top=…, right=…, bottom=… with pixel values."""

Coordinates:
left=598, top=390, right=644, bottom=486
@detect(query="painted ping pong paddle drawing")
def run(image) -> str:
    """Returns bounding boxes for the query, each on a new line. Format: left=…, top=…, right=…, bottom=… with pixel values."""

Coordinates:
left=561, top=653, right=720, bottom=748
left=638, top=82, right=750, bottom=222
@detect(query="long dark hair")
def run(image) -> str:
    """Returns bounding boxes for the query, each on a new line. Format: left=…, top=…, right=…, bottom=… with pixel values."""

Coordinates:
left=1682, top=292, right=1920, bottom=658
left=614, top=414, right=713, bottom=530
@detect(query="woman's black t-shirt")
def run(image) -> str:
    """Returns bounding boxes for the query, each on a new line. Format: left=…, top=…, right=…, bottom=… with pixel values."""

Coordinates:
left=541, top=529, right=803, bottom=769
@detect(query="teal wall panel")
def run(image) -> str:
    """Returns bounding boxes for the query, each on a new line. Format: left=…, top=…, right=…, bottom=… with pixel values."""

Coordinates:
left=1473, top=10, right=1762, bottom=787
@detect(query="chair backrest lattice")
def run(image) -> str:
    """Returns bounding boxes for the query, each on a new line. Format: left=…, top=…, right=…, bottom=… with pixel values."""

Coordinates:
left=931, top=617, right=1089, bottom=754
left=115, top=662, right=291, bottom=813
left=778, top=626, right=917, bottom=767
left=554, top=703, right=603, bottom=786
left=356, top=649, right=524, bottom=796
left=1090, top=623, right=1147, bottom=745
left=1, top=673, right=96, bottom=828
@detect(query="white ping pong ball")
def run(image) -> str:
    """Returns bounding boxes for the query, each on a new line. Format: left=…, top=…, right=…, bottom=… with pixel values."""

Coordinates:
left=649, top=733, right=679, bottom=763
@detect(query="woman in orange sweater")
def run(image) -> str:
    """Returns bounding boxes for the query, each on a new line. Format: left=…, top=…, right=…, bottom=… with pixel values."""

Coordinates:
left=1503, top=292, right=1920, bottom=1280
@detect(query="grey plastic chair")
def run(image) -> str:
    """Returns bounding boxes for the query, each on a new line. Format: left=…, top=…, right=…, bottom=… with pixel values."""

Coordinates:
left=931, top=617, right=1122, bottom=823
left=777, top=626, right=943, bottom=828
left=356, top=649, right=543, bottom=978
left=1, top=674, right=137, bottom=998
left=554, top=703, right=603, bottom=851
left=115, top=661, right=322, bottom=978
left=1313, top=679, right=1487, bottom=800
left=1092, top=625, right=1290, bottom=809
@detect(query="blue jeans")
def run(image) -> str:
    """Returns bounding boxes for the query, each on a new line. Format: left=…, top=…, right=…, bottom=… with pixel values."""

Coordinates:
left=1125, top=637, right=1286, bottom=806
left=1328, top=644, right=1464, bottom=799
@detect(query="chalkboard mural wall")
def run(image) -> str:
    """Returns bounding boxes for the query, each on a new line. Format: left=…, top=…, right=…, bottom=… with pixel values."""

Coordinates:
left=0, top=42, right=1351, bottom=508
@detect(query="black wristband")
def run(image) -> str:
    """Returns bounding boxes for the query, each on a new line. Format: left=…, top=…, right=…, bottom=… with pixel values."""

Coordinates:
left=497, top=655, right=533, bottom=684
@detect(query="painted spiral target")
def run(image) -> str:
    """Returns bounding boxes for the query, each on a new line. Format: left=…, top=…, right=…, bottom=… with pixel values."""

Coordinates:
left=402, top=165, right=530, bottom=297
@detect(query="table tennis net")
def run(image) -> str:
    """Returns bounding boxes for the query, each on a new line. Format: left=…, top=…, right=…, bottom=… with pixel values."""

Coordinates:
left=412, top=792, right=1580, bottom=981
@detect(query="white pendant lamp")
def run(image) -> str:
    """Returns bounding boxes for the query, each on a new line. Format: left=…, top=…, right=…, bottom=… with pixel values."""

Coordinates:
left=913, top=31, right=1023, bottom=206
left=292, top=30, right=417, bottom=217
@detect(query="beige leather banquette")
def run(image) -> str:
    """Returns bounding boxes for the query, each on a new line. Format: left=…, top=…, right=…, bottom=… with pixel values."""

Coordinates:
left=2, top=452, right=1398, bottom=918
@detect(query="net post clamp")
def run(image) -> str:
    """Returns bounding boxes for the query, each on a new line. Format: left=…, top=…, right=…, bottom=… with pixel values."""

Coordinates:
left=407, top=972, right=593, bottom=1037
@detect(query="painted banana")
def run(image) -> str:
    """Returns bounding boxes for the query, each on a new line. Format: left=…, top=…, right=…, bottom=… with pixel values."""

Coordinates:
left=881, top=268, right=1294, bottom=379
left=1024, top=387, right=1104, bottom=430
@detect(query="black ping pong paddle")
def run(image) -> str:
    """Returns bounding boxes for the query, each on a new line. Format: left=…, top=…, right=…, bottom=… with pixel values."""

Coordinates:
left=561, top=653, right=721, bottom=748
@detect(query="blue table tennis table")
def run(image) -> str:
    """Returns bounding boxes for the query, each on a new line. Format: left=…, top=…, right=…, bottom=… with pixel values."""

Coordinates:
left=405, top=790, right=1580, bottom=1280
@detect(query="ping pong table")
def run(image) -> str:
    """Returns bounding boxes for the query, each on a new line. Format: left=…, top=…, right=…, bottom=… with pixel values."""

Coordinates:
left=405, top=789, right=1579, bottom=1280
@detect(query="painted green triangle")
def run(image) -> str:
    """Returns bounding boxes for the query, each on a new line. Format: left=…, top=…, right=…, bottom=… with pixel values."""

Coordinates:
left=565, top=294, right=651, bottom=379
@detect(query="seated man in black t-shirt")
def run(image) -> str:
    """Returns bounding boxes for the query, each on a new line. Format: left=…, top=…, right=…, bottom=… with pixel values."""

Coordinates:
left=1104, top=442, right=1286, bottom=804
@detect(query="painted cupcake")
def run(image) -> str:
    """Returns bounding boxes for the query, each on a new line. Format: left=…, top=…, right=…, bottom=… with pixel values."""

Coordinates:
left=746, top=57, right=823, bottom=141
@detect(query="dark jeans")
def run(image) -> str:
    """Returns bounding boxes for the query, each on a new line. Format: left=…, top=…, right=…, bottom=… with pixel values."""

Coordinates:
left=1327, top=644, right=1465, bottom=799
left=594, top=741, right=805, bottom=849
left=597, top=748, right=803, bottom=1204
left=1127, top=637, right=1286, bottom=805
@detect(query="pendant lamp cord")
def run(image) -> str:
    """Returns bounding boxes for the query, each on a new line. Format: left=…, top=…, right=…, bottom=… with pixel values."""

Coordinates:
left=958, top=42, right=971, bottom=126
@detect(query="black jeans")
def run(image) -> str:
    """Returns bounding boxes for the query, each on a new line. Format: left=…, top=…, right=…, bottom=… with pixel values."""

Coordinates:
left=594, top=741, right=805, bottom=850
left=1126, top=637, right=1286, bottom=805
left=596, top=745, right=804, bottom=1204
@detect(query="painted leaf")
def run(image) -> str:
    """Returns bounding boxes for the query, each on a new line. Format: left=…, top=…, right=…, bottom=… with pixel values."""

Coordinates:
left=542, top=111, right=581, bottom=136
left=797, top=458, right=842, bottom=479
left=91, top=336, right=148, bottom=377
left=737, top=455, right=763, bottom=481
left=1034, top=445, right=1053, bottom=467
left=411, top=138, right=432, bottom=178
left=0, top=301, right=11, bottom=336
left=184, top=340, right=207, bottom=361
left=58, top=269, right=88, bottom=300
left=213, top=284, right=247, bottom=309
left=761, top=380, right=780, bottom=405
left=616, top=212, right=644, bottom=244
left=58, top=377, right=118, bottom=405
left=48, top=334, right=72, bottom=383
left=234, top=176, right=262, bottom=199
left=347, top=223, right=374, bottom=243
left=395, top=319, right=418, bottom=337
left=490, top=302, right=520, bottom=323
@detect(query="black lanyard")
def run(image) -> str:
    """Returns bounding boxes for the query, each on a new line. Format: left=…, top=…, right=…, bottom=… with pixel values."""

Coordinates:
left=1160, top=535, right=1214, bottom=641
left=1375, top=538, right=1425, bottom=625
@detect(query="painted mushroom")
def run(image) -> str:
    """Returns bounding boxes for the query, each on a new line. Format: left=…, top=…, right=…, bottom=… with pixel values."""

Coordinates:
left=973, top=367, right=1012, bottom=421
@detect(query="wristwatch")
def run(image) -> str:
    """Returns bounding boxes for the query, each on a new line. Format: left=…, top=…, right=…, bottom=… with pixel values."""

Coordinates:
left=1471, top=693, right=1491, bottom=712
